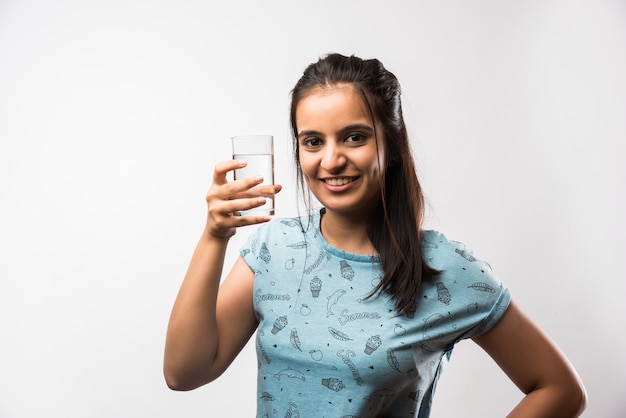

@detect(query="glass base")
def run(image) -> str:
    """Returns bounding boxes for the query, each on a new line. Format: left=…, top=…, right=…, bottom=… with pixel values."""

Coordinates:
left=237, top=209, right=275, bottom=217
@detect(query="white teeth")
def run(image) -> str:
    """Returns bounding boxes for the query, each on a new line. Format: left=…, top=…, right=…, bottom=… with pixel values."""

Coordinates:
left=325, top=178, right=352, bottom=186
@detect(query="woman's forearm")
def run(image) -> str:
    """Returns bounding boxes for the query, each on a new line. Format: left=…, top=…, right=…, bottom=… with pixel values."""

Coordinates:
left=507, top=382, right=587, bottom=418
left=507, top=386, right=586, bottom=418
left=163, top=232, right=230, bottom=390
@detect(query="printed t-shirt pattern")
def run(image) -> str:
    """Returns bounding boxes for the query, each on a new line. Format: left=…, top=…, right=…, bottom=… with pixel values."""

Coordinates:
left=240, top=209, right=511, bottom=418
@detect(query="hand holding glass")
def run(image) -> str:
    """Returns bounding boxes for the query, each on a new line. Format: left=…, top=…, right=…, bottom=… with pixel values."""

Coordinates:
left=231, top=135, right=275, bottom=216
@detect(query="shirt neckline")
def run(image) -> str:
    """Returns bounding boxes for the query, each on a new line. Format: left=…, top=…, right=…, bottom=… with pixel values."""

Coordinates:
left=310, top=207, right=380, bottom=263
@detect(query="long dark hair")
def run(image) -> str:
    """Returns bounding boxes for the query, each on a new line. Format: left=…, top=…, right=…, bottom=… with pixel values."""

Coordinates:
left=290, top=53, right=436, bottom=315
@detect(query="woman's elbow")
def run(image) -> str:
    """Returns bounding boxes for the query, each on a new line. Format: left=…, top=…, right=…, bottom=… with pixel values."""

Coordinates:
left=163, top=360, right=220, bottom=392
left=164, top=366, right=193, bottom=391
left=550, top=374, right=587, bottom=417
left=568, top=379, right=588, bottom=417
left=164, top=369, right=213, bottom=392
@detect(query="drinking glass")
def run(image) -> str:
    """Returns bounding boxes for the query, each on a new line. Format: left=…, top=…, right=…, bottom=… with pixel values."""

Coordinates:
left=231, top=135, right=275, bottom=216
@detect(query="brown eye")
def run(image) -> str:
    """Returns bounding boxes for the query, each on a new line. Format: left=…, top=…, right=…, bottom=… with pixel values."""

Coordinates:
left=345, top=133, right=365, bottom=143
left=303, top=137, right=322, bottom=148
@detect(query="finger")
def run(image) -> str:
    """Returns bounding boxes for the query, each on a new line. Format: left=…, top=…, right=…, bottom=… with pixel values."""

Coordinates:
left=234, top=199, right=273, bottom=223
left=236, top=196, right=270, bottom=215
left=223, top=213, right=271, bottom=230
left=224, top=175, right=267, bottom=199
left=222, top=198, right=272, bottom=225
left=235, top=214, right=272, bottom=225
left=206, top=196, right=270, bottom=236
left=213, top=159, right=246, bottom=185
left=232, top=183, right=279, bottom=200
left=215, top=196, right=266, bottom=215
left=206, top=174, right=264, bottom=215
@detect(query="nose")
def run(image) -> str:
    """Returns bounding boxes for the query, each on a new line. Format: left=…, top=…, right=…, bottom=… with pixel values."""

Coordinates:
left=320, top=142, right=346, bottom=173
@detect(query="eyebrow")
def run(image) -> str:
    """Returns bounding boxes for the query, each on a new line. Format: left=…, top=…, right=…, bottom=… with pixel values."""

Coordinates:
left=297, top=124, right=375, bottom=139
left=297, top=129, right=322, bottom=139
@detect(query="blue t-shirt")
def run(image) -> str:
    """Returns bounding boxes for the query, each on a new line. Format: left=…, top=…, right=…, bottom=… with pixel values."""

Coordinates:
left=240, top=209, right=510, bottom=418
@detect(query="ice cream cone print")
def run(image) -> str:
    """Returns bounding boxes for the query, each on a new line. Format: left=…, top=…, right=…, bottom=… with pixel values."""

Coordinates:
left=259, top=242, right=271, bottom=263
left=310, top=277, right=322, bottom=298
left=364, top=335, right=382, bottom=355
left=321, top=378, right=345, bottom=392
left=271, top=315, right=288, bottom=334
left=339, top=260, right=354, bottom=280
left=436, top=282, right=451, bottom=305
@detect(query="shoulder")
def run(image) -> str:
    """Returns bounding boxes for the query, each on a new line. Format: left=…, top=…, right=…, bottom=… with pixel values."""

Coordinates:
left=419, top=230, right=512, bottom=340
left=239, top=215, right=313, bottom=267
left=420, top=230, right=509, bottom=306
left=421, top=230, right=491, bottom=274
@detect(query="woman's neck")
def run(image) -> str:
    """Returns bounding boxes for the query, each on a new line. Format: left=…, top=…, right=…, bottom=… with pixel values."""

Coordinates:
left=319, top=209, right=377, bottom=255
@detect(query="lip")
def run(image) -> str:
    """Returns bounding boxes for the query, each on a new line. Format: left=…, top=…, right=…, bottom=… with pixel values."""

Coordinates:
left=320, top=176, right=358, bottom=191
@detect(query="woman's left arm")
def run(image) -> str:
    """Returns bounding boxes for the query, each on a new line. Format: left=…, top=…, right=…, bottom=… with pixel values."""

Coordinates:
left=472, top=300, right=587, bottom=418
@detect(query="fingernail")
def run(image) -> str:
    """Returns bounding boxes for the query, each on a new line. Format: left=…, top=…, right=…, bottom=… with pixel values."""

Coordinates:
left=254, top=175, right=263, bottom=182
left=257, top=197, right=266, bottom=204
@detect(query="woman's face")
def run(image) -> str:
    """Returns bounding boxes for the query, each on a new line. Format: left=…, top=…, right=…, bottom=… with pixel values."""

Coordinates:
left=295, top=84, right=385, bottom=217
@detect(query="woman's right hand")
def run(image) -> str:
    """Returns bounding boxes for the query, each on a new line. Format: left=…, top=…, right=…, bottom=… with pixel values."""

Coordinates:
left=165, top=159, right=274, bottom=390
left=205, top=159, right=281, bottom=239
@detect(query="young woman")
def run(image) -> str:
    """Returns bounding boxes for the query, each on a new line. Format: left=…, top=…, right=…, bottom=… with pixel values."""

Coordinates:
left=164, top=54, right=586, bottom=417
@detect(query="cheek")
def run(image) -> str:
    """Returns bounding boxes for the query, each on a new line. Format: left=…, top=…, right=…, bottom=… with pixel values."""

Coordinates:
left=362, top=152, right=384, bottom=177
left=301, top=170, right=316, bottom=190
left=298, top=157, right=316, bottom=180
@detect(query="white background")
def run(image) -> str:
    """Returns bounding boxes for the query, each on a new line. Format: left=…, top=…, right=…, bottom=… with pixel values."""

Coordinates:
left=1, top=1, right=625, bottom=417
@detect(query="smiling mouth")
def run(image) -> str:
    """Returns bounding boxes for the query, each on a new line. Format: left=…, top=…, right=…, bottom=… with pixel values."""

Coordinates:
left=323, top=177, right=355, bottom=186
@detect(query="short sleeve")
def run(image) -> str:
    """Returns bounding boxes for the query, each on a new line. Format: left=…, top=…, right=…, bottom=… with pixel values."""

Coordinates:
left=238, top=219, right=300, bottom=278
left=240, top=226, right=262, bottom=272
left=420, top=230, right=512, bottom=343
left=239, top=222, right=277, bottom=275
left=459, top=278, right=510, bottom=340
